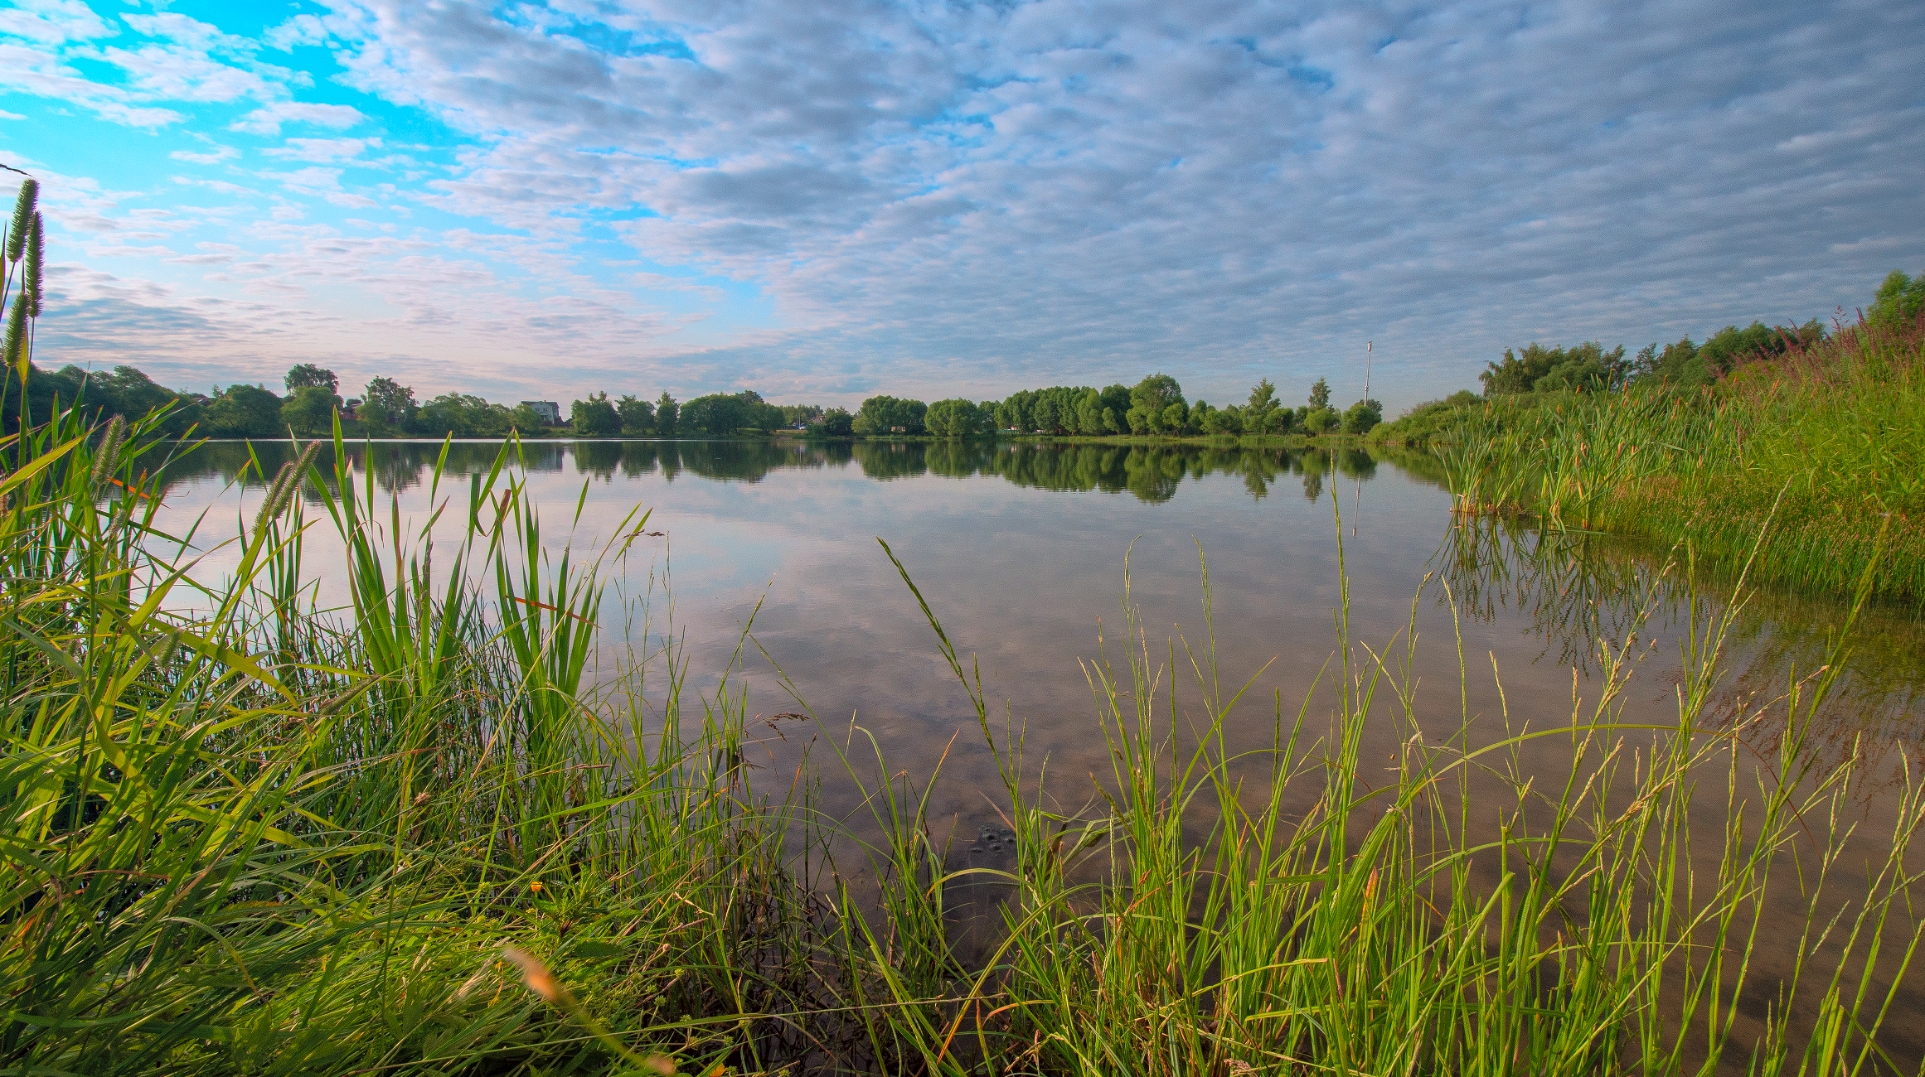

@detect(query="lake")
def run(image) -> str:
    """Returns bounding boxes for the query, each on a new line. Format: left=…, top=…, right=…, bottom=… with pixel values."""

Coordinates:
left=149, top=437, right=1925, bottom=1063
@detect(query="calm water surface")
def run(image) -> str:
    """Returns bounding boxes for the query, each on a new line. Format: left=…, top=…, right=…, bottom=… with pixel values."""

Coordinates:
left=153, top=438, right=1925, bottom=1063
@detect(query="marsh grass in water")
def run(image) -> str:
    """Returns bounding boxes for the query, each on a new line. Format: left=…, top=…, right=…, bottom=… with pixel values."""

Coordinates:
left=1, top=398, right=1923, bottom=1075
left=1433, top=314, right=1925, bottom=603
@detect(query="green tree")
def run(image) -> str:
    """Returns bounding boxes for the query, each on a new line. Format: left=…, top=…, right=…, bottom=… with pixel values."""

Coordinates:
left=1870, top=269, right=1925, bottom=333
left=1202, top=403, right=1242, bottom=435
left=1127, top=374, right=1184, bottom=433
left=508, top=402, right=548, bottom=434
left=655, top=393, right=678, bottom=436
left=204, top=383, right=283, bottom=439
left=571, top=392, right=621, bottom=436
left=1302, top=407, right=1339, bottom=436
left=781, top=403, right=824, bottom=428
left=617, top=394, right=655, bottom=435
left=359, top=377, right=416, bottom=434
left=1243, top=378, right=1289, bottom=434
left=852, top=395, right=926, bottom=436
left=284, top=364, right=338, bottom=395
left=280, top=384, right=340, bottom=436
left=925, top=398, right=992, bottom=438
left=1481, top=342, right=1629, bottom=394
left=419, top=393, right=511, bottom=437
left=1307, top=377, right=1331, bottom=411
left=1342, top=398, right=1383, bottom=435
left=807, top=407, right=854, bottom=437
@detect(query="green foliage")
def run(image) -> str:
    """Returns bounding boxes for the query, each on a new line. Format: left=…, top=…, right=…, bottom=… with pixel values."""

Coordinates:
left=616, top=393, right=655, bottom=435
left=780, top=403, right=822, bottom=428
left=678, top=389, right=782, bottom=435
left=1341, top=397, right=1383, bottom=434
left=357, top=376, right=416, bottom=434
left=654, top=392, right=677, bottom=436
left=851, top=394, right=926, bottom=435
left=806, top=406, right=854, bottom=437
left=3, top=407, right=1921, bottom=1071
left=1, top=364, right=202, bottom=437
left=570, top=391, right=621, bottom=436
left=421, top=392, right=513, bottom=437
left=1307, top=376, right=1330, bottom=411
left=283, top=363, right=338, bottom=394
left=280, top=384, right=341, bottom=436
left=507, top=402, right=548, bottom=432
left=1366, top=392, right=1482, bottom=445
left=1443, top=312, right=1925, bottom=600
left=923, top=397, right=993, bottom=438
left=863, top=537, right=1924, bottom=1074
left=1126, top=373, right=1184, bottom=433
left=1301, top=405, right=1340, bottom=435
left=204, top=383, right=283, bottom=438
left=1634, top=321, right=1825, bottom=387
left=1870, top=269, right=1925, bottom=333
left=1481, top=341, right=1629, bottom=394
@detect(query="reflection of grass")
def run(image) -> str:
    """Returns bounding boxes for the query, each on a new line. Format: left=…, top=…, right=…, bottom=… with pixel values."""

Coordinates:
left=12, top=408, right=1925, bottom=1074
left=1434, top=514, right=1925, bottom=785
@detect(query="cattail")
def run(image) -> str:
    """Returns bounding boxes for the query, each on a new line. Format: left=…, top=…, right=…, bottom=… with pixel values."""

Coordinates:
left=25, top=212, right=42, bottom=317
left=90, top=415, right=127, bottom=489
left=5, top=178, right=33, bottom=263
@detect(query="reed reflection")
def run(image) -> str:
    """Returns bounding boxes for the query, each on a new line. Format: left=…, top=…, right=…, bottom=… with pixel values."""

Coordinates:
left=1433, top=515, right=1925, bottom=776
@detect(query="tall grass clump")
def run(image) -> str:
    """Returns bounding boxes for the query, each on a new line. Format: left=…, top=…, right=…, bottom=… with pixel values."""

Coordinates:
left=1436, top=315, right=1925, bottom=602
left=838, top=530, right=1925, bottom=1075
left=0, top=399, right=925, bottom=1072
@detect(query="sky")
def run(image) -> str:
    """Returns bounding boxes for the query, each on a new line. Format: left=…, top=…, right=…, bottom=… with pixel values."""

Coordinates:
left=1, top=0, right=1921, bottom=413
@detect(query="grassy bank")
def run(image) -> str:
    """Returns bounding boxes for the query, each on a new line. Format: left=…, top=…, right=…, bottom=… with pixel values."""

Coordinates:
left=1380, top=317, right=1925, bottom=604
left=5, top=404, right=1925, bottom=1074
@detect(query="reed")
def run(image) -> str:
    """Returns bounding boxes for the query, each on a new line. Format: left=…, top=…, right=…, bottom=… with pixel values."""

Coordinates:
left=1, top=400, right=1921, bottom=1075
left=1431, top=316, right=1925, bottom=602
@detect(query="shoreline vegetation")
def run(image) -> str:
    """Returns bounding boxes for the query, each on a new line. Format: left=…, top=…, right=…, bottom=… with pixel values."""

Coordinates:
left=7, top=177, right=1925, bottom=1076
left=8, top=408, right=1925, bottom=1074
left=1364, top=276, right=1925, bottom=605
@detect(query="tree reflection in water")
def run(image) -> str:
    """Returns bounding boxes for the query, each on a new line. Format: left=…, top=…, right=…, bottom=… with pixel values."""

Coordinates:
left=160, top=438, right=1386, bottom=507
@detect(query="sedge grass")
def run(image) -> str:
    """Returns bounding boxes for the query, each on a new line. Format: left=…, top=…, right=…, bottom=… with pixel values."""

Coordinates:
left=1433, top=315, right=1925, bottom=604
left=1, top=400, right=1922, bottom=1075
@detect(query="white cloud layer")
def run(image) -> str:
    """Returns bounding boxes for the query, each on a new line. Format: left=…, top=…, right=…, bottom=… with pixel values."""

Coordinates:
left=3, top=0, right=1923, bottom=408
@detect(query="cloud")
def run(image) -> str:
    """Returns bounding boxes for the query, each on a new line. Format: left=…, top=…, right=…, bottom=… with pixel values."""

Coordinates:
left=0, top=41, right=183, bottom=126
left=230, top=101, right=366, bottom=134
left=170, top=145, right=240, bottom=164
left=10, top=0, right=1925, bottom=407
left=263, top=137, right=380, bottom=162
left=0, top=0, right=110, bottom=45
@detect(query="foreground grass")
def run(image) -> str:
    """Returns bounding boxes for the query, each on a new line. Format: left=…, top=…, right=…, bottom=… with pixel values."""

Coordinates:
left=4, top=403, right=1924, bottom=1075
left=1404, top=317, right=1925, bottom=603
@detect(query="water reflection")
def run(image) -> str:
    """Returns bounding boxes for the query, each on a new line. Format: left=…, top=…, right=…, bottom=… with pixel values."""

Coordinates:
left=157, top=438, right=1415, bottom=507
left=1434, top=514, right=1925, bottom=778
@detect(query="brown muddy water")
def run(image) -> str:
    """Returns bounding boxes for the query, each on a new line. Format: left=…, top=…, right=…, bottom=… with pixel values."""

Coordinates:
left=153, top=438, right=1925, bottom=1068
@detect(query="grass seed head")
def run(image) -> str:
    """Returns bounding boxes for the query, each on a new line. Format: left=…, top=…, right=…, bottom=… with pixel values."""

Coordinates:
left=6, top=178, right=33, bottom=263
left=501, top=943, right=564, bottom=1005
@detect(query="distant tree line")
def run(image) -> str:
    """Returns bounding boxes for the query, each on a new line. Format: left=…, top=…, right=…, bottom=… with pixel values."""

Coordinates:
left=5, top=358, right=1395, bottom=444
left=805, top=373, right=1383, bottom=440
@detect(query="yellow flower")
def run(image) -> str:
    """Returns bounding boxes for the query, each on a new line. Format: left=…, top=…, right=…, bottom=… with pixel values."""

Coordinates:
left=529, top=880, right=543, bottom=892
